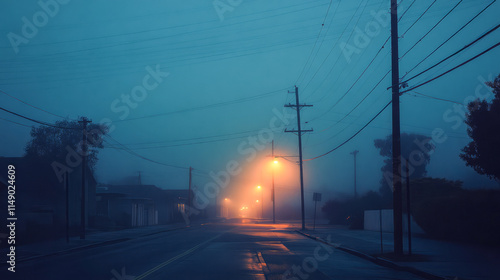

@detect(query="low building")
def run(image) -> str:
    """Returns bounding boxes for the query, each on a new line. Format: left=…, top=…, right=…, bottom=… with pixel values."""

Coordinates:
left=95, top=184, right=191, bottom=229
left=0, top=156, right=97, bottom=245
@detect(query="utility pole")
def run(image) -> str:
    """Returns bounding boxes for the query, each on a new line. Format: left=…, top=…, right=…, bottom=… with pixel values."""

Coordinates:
left=351, top=150, right=359, bottom=198
left=391, top=0, right=404, bottom=257
left=78, top=117, right=91, bottom=240
left=272, top=140, right=276, bottom=224
left=138, top=171, right=142, bottom=185
left=65, top=172, right=69, bottom=243
left=285, top=86, right=313, bottom=231
left=406, top=161, right=412, bottom=255
left=188, top=167, right=193, bottom=217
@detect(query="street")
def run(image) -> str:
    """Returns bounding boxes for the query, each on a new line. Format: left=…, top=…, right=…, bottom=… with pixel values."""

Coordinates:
left=4, top=219, right=425, bottom=280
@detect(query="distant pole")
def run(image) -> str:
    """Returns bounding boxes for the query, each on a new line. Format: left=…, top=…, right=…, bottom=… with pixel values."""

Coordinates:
left=188, top=167, right=193, bottom=215
left=313, top=199, right=317, bottom=230
left=351, top=150, right=359, bottom=198
left=78, top=117, right=91, bottom=240
left=138, top=171, right=142, bottom=185
left=380, top=209, right=384, bottom=254
left=391, top=0, right=404, bottom=257
left=284, top=86, right=313, bottom=231
left=65, top=172, right=69, bottom=243
left=272, top=140, right=276, bottom=224
left=406, top=162, right=412, bottom=255
left=260, top=187, right=263, bottom=219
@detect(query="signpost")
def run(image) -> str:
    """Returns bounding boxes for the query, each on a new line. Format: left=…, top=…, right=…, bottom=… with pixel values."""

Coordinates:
left=313, top=192, right=322, bottom=230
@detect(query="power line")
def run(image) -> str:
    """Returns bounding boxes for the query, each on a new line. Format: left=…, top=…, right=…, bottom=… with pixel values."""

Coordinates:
left=402, top=0, right=496, bottom=80
left=295, top=0, right=336, bottom=85
left=300, top=0, right=369, bottom=94
left=304, top=100, right=391, bottom=161
left=0, top=89, right=66, bottom=119
left=400, top=0, right=463, bottom=61
left=104, top=134, right=189, bottom=170
left=400, top=0, right=437, bottom=38
left=113, top=88, right=287, bottom=123
left=308, top=35, right=391, bottom=122
left=0, top=106, right=75, bottom=130
left=303, top=0, right=413, bottom=117
left=319, top=68, right=391, bottom=133
left=0, top=116, right=33, bottom=128
left=407, top=91, right=461, bottom=105
left=104, top=134, right=252, bottom=150
left=116, top=129, right=262, bottom=147
left=401, top=22, right=500, bottom=86
left=401, top=41, right=500, bottom=94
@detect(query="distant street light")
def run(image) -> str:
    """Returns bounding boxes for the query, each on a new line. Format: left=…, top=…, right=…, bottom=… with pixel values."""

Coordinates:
left=256, top=185, right=263, bottom=219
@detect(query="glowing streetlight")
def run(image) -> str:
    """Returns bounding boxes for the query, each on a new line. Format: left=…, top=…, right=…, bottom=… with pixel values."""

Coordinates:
left=256, top=200, right=259, bottom=203
left=256, top=185, right=263, bottom=219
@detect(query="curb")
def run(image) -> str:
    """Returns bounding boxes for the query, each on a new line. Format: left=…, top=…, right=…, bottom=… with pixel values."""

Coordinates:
left=5, top=225, right=190, bottom=265
left=296, top=230, right=450, bottom=280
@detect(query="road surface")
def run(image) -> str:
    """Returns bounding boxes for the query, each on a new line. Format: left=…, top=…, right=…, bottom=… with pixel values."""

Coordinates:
left=4, top=219, right=425, bottom=279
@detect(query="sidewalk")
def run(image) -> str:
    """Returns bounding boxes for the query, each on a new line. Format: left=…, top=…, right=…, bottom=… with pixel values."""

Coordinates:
left=295, top=222, right=500, bottom=280
left=0, top=222, right=193, bottom=264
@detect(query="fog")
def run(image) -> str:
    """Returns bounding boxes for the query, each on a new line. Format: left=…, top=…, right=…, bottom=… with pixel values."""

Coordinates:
left=1, top=0, right=499, bottom=219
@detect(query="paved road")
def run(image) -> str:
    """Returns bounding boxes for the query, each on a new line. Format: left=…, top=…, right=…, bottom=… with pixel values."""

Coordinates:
left=3, top=219, right=425, bottom=279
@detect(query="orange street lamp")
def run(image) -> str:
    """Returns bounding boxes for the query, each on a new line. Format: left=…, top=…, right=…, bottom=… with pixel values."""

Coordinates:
left=257, top=185, right=263, bottom=219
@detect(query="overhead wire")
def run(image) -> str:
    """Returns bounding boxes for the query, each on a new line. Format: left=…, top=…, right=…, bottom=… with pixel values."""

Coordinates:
left=295, top=0, right=336, bottom=85
left=304, top=101, right=392, bottom=161
left=399, top=0, right=463, bottom=61
left=401, top=0, right=496, bottom=80
left=0, top=106, right=76, bottom=130
left=0, top=89, right=66, bottom=119
left=400, top=22, right=500, bottom=87
left=104, top=134, right=189, bottom=170
left=112, top=88, right=288, bottom=123
left=401, top=42, right=500, bottom=94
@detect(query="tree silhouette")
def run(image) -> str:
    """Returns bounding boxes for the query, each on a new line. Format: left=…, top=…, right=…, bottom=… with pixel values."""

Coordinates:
left=374, top=133, right=435, bottom=196
left=460, top=73, right=500, bottom=181
left=25, top=118, right=108, bottom=170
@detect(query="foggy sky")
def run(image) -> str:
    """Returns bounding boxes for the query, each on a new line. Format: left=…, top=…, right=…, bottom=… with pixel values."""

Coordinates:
left=1, top=0, right=499, bottom=211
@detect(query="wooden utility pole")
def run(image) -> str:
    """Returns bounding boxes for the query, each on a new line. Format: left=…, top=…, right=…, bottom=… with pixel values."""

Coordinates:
left=351, top=150, right=359, bottom=198
left=285, top=86, right=312, bottom=230
left=188, top=167, right=193, bottom=217
left=391, top=0, right=403, bottom=257
left=78, top=117, right=91, bottom=240
left=406, top=162, right=412, bottom=255
left=65, top=172, right=69, bottom=243
left=272, top=140, right=276, bottom=224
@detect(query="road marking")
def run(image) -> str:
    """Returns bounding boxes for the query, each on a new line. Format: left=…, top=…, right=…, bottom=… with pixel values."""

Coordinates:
left=257, top=252, right=270, bottom=275
left=135, top=229, right=231, bottom=280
